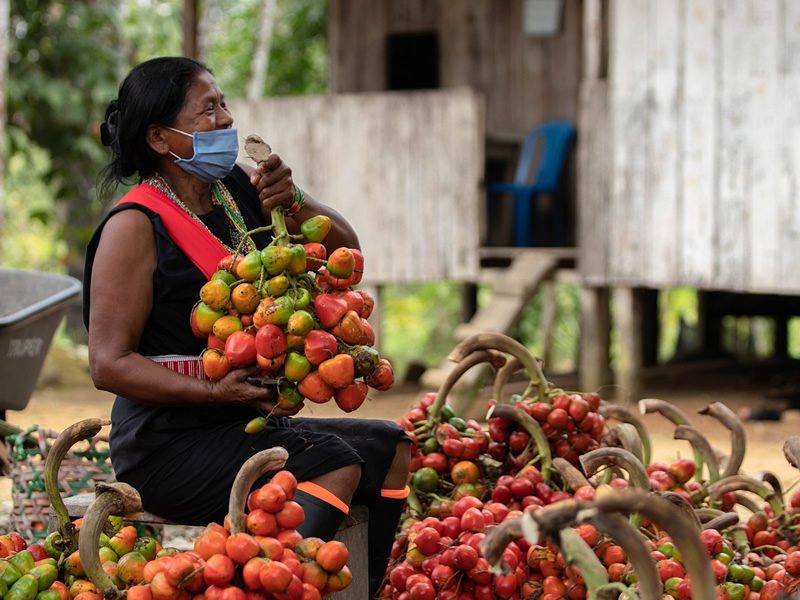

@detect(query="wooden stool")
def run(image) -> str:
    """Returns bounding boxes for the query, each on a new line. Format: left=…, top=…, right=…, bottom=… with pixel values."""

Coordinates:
left=48, top=495, right=369, bottom=599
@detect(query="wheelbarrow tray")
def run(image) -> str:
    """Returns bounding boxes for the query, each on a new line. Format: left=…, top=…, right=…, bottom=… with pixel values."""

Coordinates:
left=0, top=268, right=81, bottom=410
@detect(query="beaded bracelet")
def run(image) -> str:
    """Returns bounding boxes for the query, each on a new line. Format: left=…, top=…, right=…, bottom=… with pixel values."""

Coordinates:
left=285, top=186, right=305, bottom=217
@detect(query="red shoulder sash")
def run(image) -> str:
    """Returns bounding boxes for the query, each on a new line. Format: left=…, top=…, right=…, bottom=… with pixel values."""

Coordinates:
left=116, top=184, right=229, bottom=279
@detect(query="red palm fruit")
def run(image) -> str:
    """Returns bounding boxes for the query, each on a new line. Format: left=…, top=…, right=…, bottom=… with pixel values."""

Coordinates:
left=242, top=556, right=267, bottom=591
left=349, top=249, right=364, bottom=284
left=303, top=330, right=338, bottom=366
left=313, top=294, right=348, bottom=329
left=315, top=540, right=349, bottom=573
left=318, top=354, right=355, bottom=389
left=225, top=533, right=260, bottom=566
left=330, top=310, right=364, bottom=345
left=364, top=358, right=394, bottom=391
left=254, top=324, right=287, bottom=359
left=357, top=290, right=374, bottom=319
left=326, top=248, right=355, bottom=279
left=204, top=554, right=235, bottom=587
left=276, top=501, right=305, bottom=530
left=298, top=371, right=334, bottom=403
left=259, top=561, right=293, bottom=594
left=194, top=529, right=228, bottom=560
left=334, top=381, right=368, bottom=412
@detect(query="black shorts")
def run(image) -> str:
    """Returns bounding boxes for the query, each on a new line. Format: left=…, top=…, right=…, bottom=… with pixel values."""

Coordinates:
left=115, top=415, right=408, bottom=525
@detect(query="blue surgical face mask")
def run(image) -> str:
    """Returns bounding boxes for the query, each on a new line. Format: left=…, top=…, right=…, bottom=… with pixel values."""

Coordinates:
left=167, top=126, right=239, bottom=182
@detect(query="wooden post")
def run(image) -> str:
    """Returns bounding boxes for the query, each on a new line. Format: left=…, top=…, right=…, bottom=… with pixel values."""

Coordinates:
left=774, top=314, right=789, bottom=358
left=579, top=286, right=609, bottom=393
left=461, top=282, right=478, bottom=323
left=641, top=288, right=660, bottom=366
left=697, top=291, right=723, bottom=357
left=540, top=280, right=558, bottom=369
left=613, top=287, right=643, bottom=403
left=182, top=0, right=199, bottom=59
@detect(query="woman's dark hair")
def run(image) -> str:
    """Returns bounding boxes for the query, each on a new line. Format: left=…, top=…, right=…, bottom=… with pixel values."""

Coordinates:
left=99, top=56, right=209, bottom=197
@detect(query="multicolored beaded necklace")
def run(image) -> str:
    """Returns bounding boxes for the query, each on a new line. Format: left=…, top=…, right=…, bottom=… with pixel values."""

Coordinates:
left=144, top=173, right=255, bottom=254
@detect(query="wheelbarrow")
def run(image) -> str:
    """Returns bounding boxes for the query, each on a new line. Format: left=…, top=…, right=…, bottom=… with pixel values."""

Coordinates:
left=0, top=267, right=81, bottom=412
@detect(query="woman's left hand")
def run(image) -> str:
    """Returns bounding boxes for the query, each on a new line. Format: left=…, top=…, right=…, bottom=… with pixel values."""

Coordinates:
left=249, top=153, right=297, bottom=215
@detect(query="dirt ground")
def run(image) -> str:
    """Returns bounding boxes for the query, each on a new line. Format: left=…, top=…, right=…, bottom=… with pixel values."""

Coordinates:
left=5, top=345, right=800, bottom=510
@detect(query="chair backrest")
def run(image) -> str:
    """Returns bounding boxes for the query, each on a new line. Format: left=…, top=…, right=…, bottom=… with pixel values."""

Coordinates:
left=513, top=119, right=576, bottom=191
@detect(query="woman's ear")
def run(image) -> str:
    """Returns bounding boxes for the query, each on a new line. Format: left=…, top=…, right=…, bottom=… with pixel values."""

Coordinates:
left=146, top=125, right=171, bottom=155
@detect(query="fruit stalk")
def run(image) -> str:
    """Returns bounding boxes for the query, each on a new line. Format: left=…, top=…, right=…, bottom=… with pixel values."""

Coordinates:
left=602, top=423, right=644, bottom=465
left=598, top=402, right=652, bottom=466
left=428, top=349, right=506, bottom=423
left=79, top=482, right=143, bottom=600
left=579, top=447, right=650, bottom=491
left=44, top=418, right=110, bottom=546
left=639, top=398, right=704, bottom=482
left=588, top=513, right=662, bottom=600
left=552, top=457, right=591, bottom=490
left=489, top=403, right=553, bottom=482
left=673, top=425, right=720, bottom=483
left=554, top=527, right=610, bottom=598
left=449, top=333, right=548, bottom=401
left=228, top=447, right=289, bottom=534
left=698, top=402, right=745, bottom=478
left=492, top=356, right=523, bottom=405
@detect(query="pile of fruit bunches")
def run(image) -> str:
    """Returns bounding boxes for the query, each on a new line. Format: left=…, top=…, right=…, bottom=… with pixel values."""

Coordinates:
left=377, top=336, right=800, bottom=599
left=30, top=469, right=351, bottom=600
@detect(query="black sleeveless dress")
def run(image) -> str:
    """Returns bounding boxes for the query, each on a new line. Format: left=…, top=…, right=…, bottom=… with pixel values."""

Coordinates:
left=83, top=166, right=406, bottom=525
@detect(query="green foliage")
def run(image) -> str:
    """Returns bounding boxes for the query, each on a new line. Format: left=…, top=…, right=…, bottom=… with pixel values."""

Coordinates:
left=121, top=1, right=182, bottom=63
left=381, top=282, right=583, bottom=381
left=7, top=0, right=121, bottom=269
left=382, top=283, right=462, bottom=380
left=514, top=283, right=580, bottom=372
left=203, top=0, right=328, bottom=98
left=1, top=129, right=65, bottom=270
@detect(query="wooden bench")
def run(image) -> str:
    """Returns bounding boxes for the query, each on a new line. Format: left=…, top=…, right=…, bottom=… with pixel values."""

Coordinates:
left=48, top=495, right=369, bottom=599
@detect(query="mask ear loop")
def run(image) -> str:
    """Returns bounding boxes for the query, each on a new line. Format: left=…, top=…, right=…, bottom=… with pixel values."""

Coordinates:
left=165, top=127, right=195, bottom=161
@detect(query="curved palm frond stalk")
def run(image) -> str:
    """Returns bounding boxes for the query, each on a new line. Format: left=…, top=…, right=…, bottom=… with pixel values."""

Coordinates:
left=489, top=403, right=552, bottom=481
left=79, top=483, right=143, bottom=600
left=639, top=398, right=704, bottom=480
left=599, top=402, right=652, bottom=467
left=481, top=490, right=715, bottom=600
left=228, top=447, right=289, bottom=534
left=602, top=423, right=644, bottom=464
left=698, top=403, right=746, bottom=478
left=673, top=425, right=720, bottom=483
left=493, top=356, right=523, bottom=406
left=552, top=457, right=592, bottom=491
left=44, top=418, right=111, bottom=554
left=579, top=447, right=650, bottom=491
left=449, top=333, right=548, bottom=401
left=428, top=349, right=507, bottom=424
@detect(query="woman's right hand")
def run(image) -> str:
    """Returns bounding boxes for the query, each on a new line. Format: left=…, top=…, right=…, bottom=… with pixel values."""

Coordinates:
left=212, top=367, right=305, bottom=416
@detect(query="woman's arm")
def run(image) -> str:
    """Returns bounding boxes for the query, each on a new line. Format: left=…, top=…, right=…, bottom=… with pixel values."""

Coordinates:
left=87, top=209, right=298, bottom=414
left=241, top=157, right=360, bottom=252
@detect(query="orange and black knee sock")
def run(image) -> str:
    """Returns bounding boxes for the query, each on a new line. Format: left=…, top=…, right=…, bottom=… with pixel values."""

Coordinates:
left=368, top=486, right=410, bottom=598
left=295, top=481, right=349, bottom=541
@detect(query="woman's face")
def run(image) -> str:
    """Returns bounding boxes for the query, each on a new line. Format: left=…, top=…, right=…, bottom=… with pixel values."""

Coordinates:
left=164, top=70, right=234, bottom=159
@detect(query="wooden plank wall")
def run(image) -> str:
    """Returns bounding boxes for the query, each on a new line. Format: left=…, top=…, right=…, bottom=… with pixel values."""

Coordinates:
left=228, top=90, right=483, bottom=285
left=582, top=0, right=800, bottom=295
left=328, top=0, right=582, bottom=140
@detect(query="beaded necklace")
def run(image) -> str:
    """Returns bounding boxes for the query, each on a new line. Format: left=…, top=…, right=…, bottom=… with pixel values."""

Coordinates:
left=144, top=173, right=255, bottom=254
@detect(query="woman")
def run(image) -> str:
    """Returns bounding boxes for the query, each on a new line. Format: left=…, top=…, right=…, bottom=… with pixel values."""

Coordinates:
left=85, top=56, right=408, bottom=597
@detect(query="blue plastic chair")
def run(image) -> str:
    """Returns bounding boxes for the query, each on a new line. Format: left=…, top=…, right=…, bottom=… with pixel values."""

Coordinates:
left=487, top=120, right=575, bottom=246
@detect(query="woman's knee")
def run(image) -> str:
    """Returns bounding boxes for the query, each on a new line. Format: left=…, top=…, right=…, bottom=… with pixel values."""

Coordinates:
left=384, top=440, right=411, bottom=488
left=312, top=463, right=362, bottom=501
